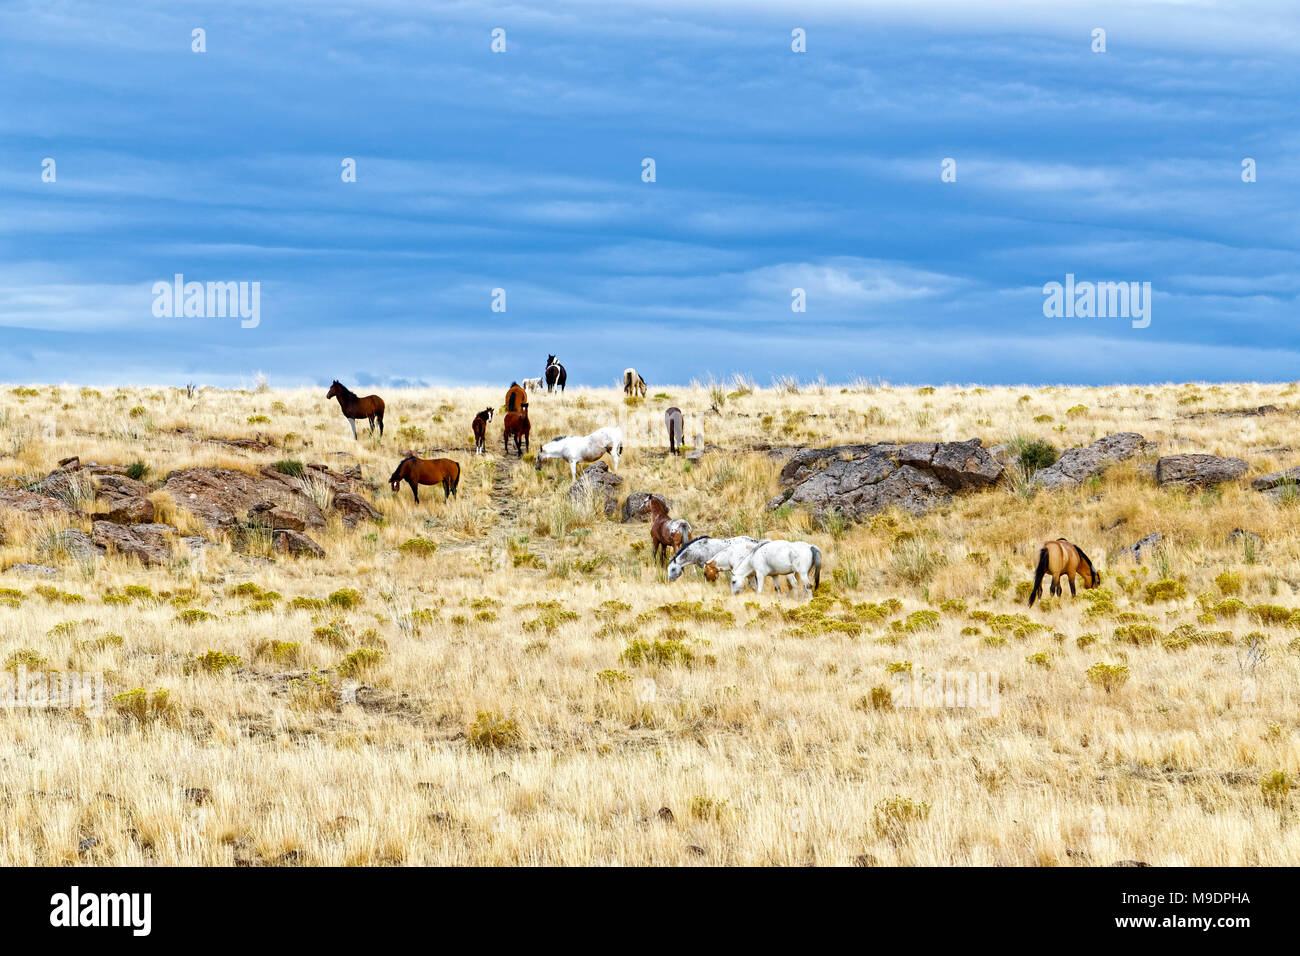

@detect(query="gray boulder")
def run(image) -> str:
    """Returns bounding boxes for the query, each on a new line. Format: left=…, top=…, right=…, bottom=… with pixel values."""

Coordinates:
left=1156, top=454, right=1247, bottom=487
left=769, top=439, right=1003, bottom=519
left=1031, top=433, right=1150, bottom=489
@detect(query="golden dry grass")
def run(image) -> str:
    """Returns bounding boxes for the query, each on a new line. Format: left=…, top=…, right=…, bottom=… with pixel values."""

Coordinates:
left=0, top=378, right=1298, bottom=865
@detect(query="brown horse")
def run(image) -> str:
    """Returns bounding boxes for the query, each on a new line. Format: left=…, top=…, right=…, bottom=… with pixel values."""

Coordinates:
left=472, top=407, right=493, bottom=454
left=648, top=496, right=692, bottom=566
left=326, top=380, right=385, bottom=440
left=503, top=402, right=530, bottom=457
left=1028, top=538, right=1100, bottom=606
left=389, top=455, right=460, bottom=503
left=505, top=382, right=527, bottom=414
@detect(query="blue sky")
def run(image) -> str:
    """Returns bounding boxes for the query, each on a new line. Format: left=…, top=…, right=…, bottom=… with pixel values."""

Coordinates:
left=1, top=0, right=1297, bottom=388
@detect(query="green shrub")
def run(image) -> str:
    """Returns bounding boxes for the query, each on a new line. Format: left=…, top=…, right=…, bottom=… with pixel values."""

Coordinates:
left=126, top=460, right=149, bottom=481
left=467, top=711, right=521, bottom=750
left=273, top=460, right=305, bottom=478
left=336, top=647, right=383, bottom=679
left=328, top=588, right=363, bottom=610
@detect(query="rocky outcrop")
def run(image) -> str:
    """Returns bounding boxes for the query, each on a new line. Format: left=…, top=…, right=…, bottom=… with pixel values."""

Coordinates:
left=91, top=521, right=175, bottom=566
left=768, top=439, right=1003, bottom=518
left=163, top=468, right=326, bottom=530
left=42, top=528, right=104, bottom=562
left=247, top=501, right=307, bottom=532
left=272, top=529, right=326, bottom=558
left=332, top=492, right=382, bottom=528
left=1156, top=454, right=1247, bottom=487
left=1118, top=533, right=1163, bottom=564
left=571, top=462, right=623, bottom=518
left=93, top=473, right=155, bottom=524
left=1031, top=433, right=1150, bottom=489
left=0, top=487, right=78, bottom=518
left=1251, top=466, right=1300, bottom=496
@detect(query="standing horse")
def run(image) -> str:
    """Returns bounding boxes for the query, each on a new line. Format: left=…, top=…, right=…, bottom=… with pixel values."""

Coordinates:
left=503, top=403, right=530, bottom=457
left=730, top=540, right=821, bottom=598
left=1028, top=538, right=1100, bottom=607
left=535, top=426, right=623, bottom=479
left=664, top=406, right=684, bottom=455
left=647, top=496, right=691, bottom=566
left=505, top=382, right=527, bottom=414
left=389, top=455, right=460, bottom=503
left=471, top=407, right=493, bottom=454
left=326, top=380, right=385, bottom=440
left=667, top=535, right=760, bottom=582
left=545, top=355, right=567, bottom=393
left=623, top=369, right=647, bottom=397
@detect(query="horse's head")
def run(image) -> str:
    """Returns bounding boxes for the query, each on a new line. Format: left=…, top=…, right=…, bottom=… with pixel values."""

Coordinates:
left=729, top=569, right=747, bottom=595
left=546, top=354, right=556, bottom=367
left=485, top=407, right=494, bottom=421
left=326, top=380, right=341, bottom=399
left=388, top=456, right=412, bottom=490
left=521, top=402, right=528, bottom=416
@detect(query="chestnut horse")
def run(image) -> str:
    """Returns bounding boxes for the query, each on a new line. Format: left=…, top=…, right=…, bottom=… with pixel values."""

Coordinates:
left=326, top=380, right=385, bottom=440
left=503, top=402, right=530, bottom=457
left=1028, top=538, right=1100, bottom=607
left=648, top=496, right=692, bottom=566
left=505, top=382, right=527, bottom=414
left=389, top=455, right=460, bottom=503
left=472, top=407, right=493, bottom=454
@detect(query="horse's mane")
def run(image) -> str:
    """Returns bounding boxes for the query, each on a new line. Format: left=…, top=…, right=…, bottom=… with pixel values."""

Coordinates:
left=331, top=380, right=358, bottom=400
left=1075, top=545, right=1096, bottom=578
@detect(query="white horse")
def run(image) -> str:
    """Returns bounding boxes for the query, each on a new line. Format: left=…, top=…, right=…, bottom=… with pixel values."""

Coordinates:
left=622, top=368, right=647, bottom=397
left=520, top=377, right=543, bottom=391
left=730, top=540, right=822, bottom=598
left=667, top=535, right=760, bottom=582
left=535, top=425, right=624, bottom=479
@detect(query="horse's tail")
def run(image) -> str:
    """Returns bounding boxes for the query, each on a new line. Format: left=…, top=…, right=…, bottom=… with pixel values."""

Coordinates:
left=451, top=461, right=461, bottom=496
left=1028, top=546, right=1050, bottom=607
left=811, top=545, right=822, bottom=593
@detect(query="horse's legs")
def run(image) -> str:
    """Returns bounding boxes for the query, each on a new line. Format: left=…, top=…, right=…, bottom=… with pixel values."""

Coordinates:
left=1068, top=573, right=1077, bottom=597
left=408, top=479, right=419, bottom=503
left=349, top=418, right=358, bottom=440
left=443, top=479, right=451, bottom=500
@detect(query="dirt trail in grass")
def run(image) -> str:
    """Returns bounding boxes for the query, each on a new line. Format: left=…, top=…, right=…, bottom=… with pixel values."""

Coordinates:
left=490, top=457, right=520, bottom=522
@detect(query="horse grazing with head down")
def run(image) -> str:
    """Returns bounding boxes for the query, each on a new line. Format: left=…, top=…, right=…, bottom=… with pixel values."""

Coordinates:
left=471, top=407, right=493, bottom=454
left=623, top=368, right=647, bottom=397
left=667, top=534, right=760, bottom=582
left=505, top=382, right=527, bottom=414
left=647, top=496, right=691, bottom=567
left=730, top=540, right=821, bottom=599
left=535, top=426, right=623, bottom=479
left=1028, top=538, right=1100, bottom=607
left=389, top=455, right=460, bottom=503
left=545, top=355, right=567, bottom=393
left=503, top=403, right=530, bottom=457
left=326, top=380, right=385, bottom=440
left=664, top=406, right=684, bottom=455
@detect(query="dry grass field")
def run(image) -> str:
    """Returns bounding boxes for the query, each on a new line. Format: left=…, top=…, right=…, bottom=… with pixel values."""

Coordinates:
left=1, top=377, right=1298, bottom=866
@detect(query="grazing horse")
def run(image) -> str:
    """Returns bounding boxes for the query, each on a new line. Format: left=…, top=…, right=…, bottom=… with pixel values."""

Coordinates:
left=664, top=406, right=684, bottom=455
left=505, top=382, right=527, bottom=414
left=389, top=455, right=460, bottom=503
left=1028, top=538, right=1100, bottom=607
left=535, top=426, right=623, bottom=479
left=503, top=402, right=530, bottom=457
left=520, top=377, right=543, bottom=391
left=667, top=535, right=760, bottom=582
left=623, top=368, right=647, bottom=397
left=647, top=496, right=691, bottom=566
left=326, top=380, right=385, bottom=440
left=545, top=355, right=567, bottom=393
left=471, top=407, right=493, bottom=454
left=730, top=540, right=821, bottom=598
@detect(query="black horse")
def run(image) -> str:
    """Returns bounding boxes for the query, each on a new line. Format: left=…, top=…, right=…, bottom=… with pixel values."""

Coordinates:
left=545, top=354, right=567, bottom=393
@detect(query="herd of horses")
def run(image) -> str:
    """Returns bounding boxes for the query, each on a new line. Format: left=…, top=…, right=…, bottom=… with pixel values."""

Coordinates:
left=332, top=364, right=1102, bottom=604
